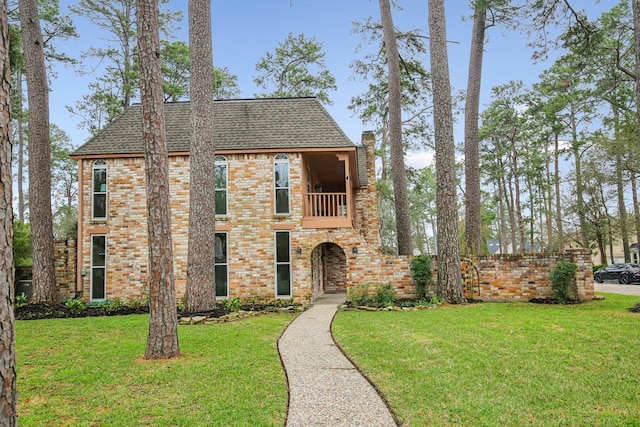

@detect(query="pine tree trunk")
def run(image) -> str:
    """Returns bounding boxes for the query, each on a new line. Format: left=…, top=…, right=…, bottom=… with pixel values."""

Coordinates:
left=0, top=1, right=17, bottom=422
left=463, top=0, right=486, bottom=255
left=544, top=143, right=554, bottom=250
left=554, top=132, right=564, bottom=251
left=16, top=74, right=24, bottom=223
left=633, top=0, right=640, bottom=160
left=497, top=182, right=507, bottom=254
left=428, top=0, right=464, bottom=303
left=511, top=151, right=526, bottom=252
left=137, top=0, right=180, bottom=359
left=569, top=104, right=588, bottom=249
left=611, top=106, right=630, bottom=262
left=379, top=0, right=413, bottom=256
left=631, top=173, right=640, bottom=255
left=184, top=0, right=217, bottom=312
left=506, top=173, right=517, bottom=253
left=20, top=0, right=58, bottom=305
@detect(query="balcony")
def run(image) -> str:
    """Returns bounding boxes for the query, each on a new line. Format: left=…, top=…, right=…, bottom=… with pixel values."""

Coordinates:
left=302, top=192, right=351, bottom=228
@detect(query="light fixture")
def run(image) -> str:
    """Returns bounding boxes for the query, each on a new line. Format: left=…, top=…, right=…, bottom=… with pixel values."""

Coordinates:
left=296, top=247, right=302, bottom=259
left=352, top=247, right=358, bottom=256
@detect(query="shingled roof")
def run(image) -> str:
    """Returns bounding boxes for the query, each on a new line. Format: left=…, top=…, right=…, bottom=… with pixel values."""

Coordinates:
left=71, top=97, right=356, bottom=157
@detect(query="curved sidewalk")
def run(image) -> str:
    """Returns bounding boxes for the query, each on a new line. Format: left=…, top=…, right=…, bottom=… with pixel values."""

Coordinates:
left=278, top=291, right=396, bottom=427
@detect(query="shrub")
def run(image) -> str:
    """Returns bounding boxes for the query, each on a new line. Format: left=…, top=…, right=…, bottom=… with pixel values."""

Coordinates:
left=223, top=297, right=241, bottom=312
left=410, top=255, right=432, bottom=298
left=373, top=283, right=395, bottom=307
left=549, top=260, right=577, bottom=302
left=65, top=298, right=86, bottom=315
left=592, top=264, right=606, bottom=273
left=130, top=299, right=142, bottom=310
left=15, top=293, right=28, bottom=308
left=13, top=221, right=32, bottom=267
left=347, top=283, right=371, bottom=306
left=109, top=298, right=123, bottom=312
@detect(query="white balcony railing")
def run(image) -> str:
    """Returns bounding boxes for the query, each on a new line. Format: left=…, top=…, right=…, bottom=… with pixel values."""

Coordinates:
left=303, top=192, right=348, bottom=218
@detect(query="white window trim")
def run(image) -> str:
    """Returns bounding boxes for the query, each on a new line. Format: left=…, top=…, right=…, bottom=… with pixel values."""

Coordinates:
left=90, top=234, right=107, bottom=301
left=215, top=231, right=229, bottom=298
left=92, top=160, right=107, bottom=220
left=215, top=156, right=228, bottom=216
left=274, top=230, right=292, bottom=298
left=274, top=154, right=290, bottom=215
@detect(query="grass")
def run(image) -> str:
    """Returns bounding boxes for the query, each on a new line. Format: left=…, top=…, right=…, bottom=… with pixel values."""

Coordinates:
left=16, top=312, right=295, bottom=426
left=332, top=293, right=640, bottom=427
left=16, top=293, right=640, bottom=426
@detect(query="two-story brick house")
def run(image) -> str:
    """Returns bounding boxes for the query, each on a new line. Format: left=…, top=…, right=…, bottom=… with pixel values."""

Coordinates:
left=71, top=97, right=413, bottom=304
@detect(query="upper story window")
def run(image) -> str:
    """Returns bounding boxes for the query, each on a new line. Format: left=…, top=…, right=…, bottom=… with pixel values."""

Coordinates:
left=92, top=160, right=107, bottom=220
left=215, top=155, right=227, bottom=215
left=274, top=154, right=289, bottom=215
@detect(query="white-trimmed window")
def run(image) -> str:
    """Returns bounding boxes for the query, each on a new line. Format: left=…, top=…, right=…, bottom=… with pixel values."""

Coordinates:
left=275, top=231, right=291, bottom=297
left=274, top=154, right=290, bottom=215
left=91, top=234, right=107, bottom=301
left=215, top=232, right=228, bottom=298
left=215, top=156, right=227, bottom=216
left=92, top=160, right=107, bottom=220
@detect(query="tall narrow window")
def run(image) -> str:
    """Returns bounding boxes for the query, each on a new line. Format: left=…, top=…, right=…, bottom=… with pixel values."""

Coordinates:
left=215, top=155, right=227, bottom=215
left=92, top=160, right=107, bottom=220
left=91, top=234, right=107, bottom=301
left=215, top=232, right=228, bottom=298
left=275, top=231, right=291, bottom=297
left=274, top=154, right=289, bottom=214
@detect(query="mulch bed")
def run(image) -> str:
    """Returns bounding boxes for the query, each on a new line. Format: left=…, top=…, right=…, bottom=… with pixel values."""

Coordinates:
left=15, top=303, right=277, bottom=321
left=529, top=298, right=582, bottom=305
left=15, top=303, right=151, bottom=320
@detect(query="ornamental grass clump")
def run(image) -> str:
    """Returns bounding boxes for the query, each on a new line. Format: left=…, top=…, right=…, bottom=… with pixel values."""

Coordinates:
left=549, top=260, right=577, bottom=302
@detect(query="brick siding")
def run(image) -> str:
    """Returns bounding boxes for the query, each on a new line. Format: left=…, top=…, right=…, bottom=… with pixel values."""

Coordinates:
left=72, top=129, right=592, bottom=304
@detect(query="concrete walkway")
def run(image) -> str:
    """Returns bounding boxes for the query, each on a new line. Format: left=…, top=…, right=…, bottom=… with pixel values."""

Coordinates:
left=595, top=282, right=640, bottom=296
left=278, top=291, right=396, bottom=427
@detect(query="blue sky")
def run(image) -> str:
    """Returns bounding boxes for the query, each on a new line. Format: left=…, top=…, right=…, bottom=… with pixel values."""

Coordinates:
left=51, top=0, right=613, bottom=167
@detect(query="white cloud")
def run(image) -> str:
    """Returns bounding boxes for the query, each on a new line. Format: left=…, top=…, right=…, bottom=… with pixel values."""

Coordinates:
left=406, top=150, right=435, bottom=169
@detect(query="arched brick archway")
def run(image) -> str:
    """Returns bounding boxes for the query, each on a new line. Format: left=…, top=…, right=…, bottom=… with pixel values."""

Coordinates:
left=310, top=242, right=346, bottom=299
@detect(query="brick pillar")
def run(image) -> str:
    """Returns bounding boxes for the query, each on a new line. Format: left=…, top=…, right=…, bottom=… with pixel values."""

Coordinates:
left=361, top=131, right=380, bottom=247
left=567, top=248, right=594, bottom=300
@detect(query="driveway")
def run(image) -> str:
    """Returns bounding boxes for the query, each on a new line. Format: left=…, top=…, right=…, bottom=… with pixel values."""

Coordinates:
left=595, top=282, right=640, bottom=297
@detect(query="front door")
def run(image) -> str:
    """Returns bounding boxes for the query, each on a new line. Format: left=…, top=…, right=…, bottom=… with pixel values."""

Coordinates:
left=311, top=243, right=346, bottom=298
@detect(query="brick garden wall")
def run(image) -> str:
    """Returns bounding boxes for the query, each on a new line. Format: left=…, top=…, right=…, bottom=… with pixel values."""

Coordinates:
left=54, top=238, right=77, bottom=300
left=437, top=249, right=594, bottom=302
left=53, top=243, right=593, bottom=304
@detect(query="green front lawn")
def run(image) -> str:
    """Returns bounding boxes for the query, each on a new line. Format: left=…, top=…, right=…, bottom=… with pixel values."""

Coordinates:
left=16, top=293, right=640, bottom=426
left=332, top=293, right=640, bottom=427
left=17, top=313, right=295, bottom=426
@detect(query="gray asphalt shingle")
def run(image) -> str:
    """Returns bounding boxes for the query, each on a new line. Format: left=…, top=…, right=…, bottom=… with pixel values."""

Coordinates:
left=72, top=97, right=356, bottom=156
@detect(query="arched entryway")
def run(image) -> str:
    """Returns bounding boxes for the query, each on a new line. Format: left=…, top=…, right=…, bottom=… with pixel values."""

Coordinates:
left=310, top=242, right=346, bottom=299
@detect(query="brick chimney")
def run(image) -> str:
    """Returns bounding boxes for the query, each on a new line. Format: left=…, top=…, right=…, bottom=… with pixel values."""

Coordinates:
left=361, top=131, right=376, bottom=186
left=359, top=131, right=380, bottom=246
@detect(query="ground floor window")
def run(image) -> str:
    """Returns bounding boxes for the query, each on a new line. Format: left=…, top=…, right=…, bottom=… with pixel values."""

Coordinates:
left=215, top=232, right=228, bottom=298
left=91, top=235, right=106, bottom=300
left=275, top=231, right=291, bottom=297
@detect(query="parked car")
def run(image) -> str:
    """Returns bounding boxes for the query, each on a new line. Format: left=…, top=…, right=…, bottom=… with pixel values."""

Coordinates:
left=593, top=263, right=640, bottom=284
